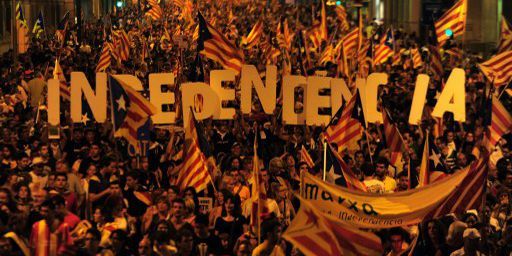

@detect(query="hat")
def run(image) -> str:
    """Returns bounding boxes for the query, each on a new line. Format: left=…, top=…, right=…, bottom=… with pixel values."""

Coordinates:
left=31, top=157, right=44, bottom=166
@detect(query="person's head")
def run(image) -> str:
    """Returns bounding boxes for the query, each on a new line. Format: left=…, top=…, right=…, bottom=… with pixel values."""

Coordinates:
left=230, top=157, right=241, bottom=170
left=354, top=151, right=365, bottom=165
left=183, top=187, right=196, bottom=201
left=222, top=192, right=241, bottom=217
left=167, top=186, right=179, bottom=203
left=1, top=145, right=13, bottom=159
left=39, top=143, right=50, bottom=158
left=426, top=220, right=445, bottom=245
left=84, top=228, right=101, bottom=251
left=172, top=198, right=186, bottom=218
left=462, top=212, right=479, bottom=228
left=361, top=162, right=375, bottom=177
left=298, top=162, right=310, bottom=173
left=285, top=154, right=296, bottom=167
left=261, top=217, right=281, bottom=244
left=86, top=164, right=97, bottom=177
left=446, top=131, right=455, bottom=143
left=193, top=214, right=209, bottom=237
left=396, top=172, right=409, bottom=191
left=389, top=228, right=406, bottom=253
left=54, top=173, right=68, bottom=191
left=260, top=169, right=270, bottom=183
left=110, top=230, right=127, bottom=251
left=93, top=207, right=104, bottom=223
left=375, top=158, right=389, bottom=178
left=17, top=153, right=30, bottom=169
left=56, top=160, right=70, bottom=174
left=50, top=194, right=67, bottom=215
left=125, top=171, right=139, bottom=189
left=231, top=143, right=242, bottom=157
left=15, top=183, right=30, bottom=200
left=138, top=237, right=151, bottom=256
left=456, top=152, right=468, bottom=168
left=32, top=189, right=47, bottom=207
left=176, top=228, right=195, bottom=254
left=236, top=240, right=252, bottom=256
left=156, top=220, right=172, bottom=234
left=108, top=180, right=121, bottom=195
left=155, top=195, right=170, bottom=214
left=89, top=143, right=101, bottom=158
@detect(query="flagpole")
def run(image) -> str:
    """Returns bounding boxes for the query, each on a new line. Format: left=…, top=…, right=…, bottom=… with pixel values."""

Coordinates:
left=11, top=0, right=17, bottom=63
left=322, top=140, right=327, bottom=181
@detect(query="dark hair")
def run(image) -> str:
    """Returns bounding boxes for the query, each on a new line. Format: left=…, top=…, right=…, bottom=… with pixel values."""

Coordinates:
left=376, top=157, right=389, bottom=168
left=172, top=198, right=186, bottom=207
left=361, top=162, right=375, bottom=177
left=126, top=171, right=139, bottom=181
left=86, top=228, right=101, bottom=241
left=50, top=194, right=66, bottom=207
left=261, top=217, right=279, bottom=239
left=55, top=173, right=68, bottom=181
left=221, top=193, right=242, bottom=217
left=194, top=213, right=209, bottom=226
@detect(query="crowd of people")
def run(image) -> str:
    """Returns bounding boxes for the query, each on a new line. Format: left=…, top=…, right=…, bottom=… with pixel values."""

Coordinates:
left=0, top=0, right=511, bottom=255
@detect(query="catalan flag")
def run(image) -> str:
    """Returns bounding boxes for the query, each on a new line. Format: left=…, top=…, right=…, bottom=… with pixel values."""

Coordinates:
left=55, top=11, right=70, bottom=46
left=95, top=42, right=112, bottom=73
left=478, top=50, right=512, bottom=87
left=428, top=45, right=444, bottom=81
left=428, top=153, right=488, bottom=219
left=197, top=12, right=244, bottom=74
left=53, top=59, right=70, bottom=101
left=374, top=29, right=394, bottom=65
left=173, top=0, right=184, bottom=8
left=485, top=95, right=512, bottom=148
left=177, top=110, right=212, bottom=192
left=32, top=10, right=45, bottom=39
left=411, top=47, right=423, bottom=69
left=357, top=39, right=373, bottom=78
left=241, top=19, right=263, bottom=48
left=277, top=18, right=293, bottom=52
left=498, top=16, right=512, bottom=53
left=383, top=109, right=405, bottom=171
left=319, top=44, right=334, bottom=65
left=109, top=75, right=158, bottom=154
left=435, top=0, right=467, bottom=45
left=251, top=133, right=267, bottom=243
left=417, top=132, right=449, bottom=187
left=145, top=0, right=163, bottom=20
left=335, top=5, right=350, bottom=32
left=283, top=197, right=382, bottom=256
left=300, top=145, right=314, bottom=168
left=324, top=90, right=365, bottom=152
left=325, top=144, right=367, bottom=191
left=342, top=28, right=360, bottom=60
left=15, top=2, right=29, bottom=54
left=307, top=0, right=328, bottom=50
left=112, top=29, right=130, bottom=62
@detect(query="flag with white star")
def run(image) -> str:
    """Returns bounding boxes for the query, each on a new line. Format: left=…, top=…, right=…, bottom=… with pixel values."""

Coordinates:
left=418, top=132, right=448, bottom=187
left=81, top=96, right=95, bottom=127
left=322, top=144, right=367, bottom=191
left=109, top=76, right=157, bottom=154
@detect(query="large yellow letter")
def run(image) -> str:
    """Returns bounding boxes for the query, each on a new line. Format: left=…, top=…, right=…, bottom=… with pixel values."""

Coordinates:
left=432, top=68, right=466, bottom=122
left=306, top=76, right=331, bottom=126
left=408, top=74, right=430, bottom=125
left=330, top=78, right=352, bottom=113
left=71, top=72, right=107, bottom=123
left=182, top=82, right=220, bottom=127
left=282, top=75, right=307, bottom=125
left=240, top=65, right=277, bottom=115
left=364, top=73, right=387, bottom=123
left=149, top=73, right=176, bottom=124
left=210, top=70, right=236, bottom=120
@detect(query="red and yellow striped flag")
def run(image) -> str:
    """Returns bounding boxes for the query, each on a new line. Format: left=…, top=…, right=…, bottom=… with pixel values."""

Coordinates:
left=113, top=29, right=130, bottom=61
left=478, top=50, right=512, bottom=87
left=319, top=44, right=334, bottom=65
left=335, top=5, right=350, bottom=32
left=145, top=0, right=163, bottom=20
left=383, top=110, right=404, bottom=170
left=342, top=27, right=360, bottom=61
left=435, top=0, right=467, bottom=45
left=277, top=19, right=293, bottom=52
left=176, top=113, right=212, bottom=192
left=300, top=145, right=314, bottom=168
left=498, top=16, right=512, bottom=53
left=283, top=197, right=382, bottom=256
left=429, top=45, right=444, bottom=81
left=53, top=59, right=70, bottom=101
left=411, top=48, right=423, bottom=69
left=197, top=12, right=244, bottom=74
left=485, top=96, right=512, bottom=148
left=95, top=42, right=112, bottom=72
left=242, top=20, right=263, bottom=48
left=374, top=29, right=394, bottom=65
